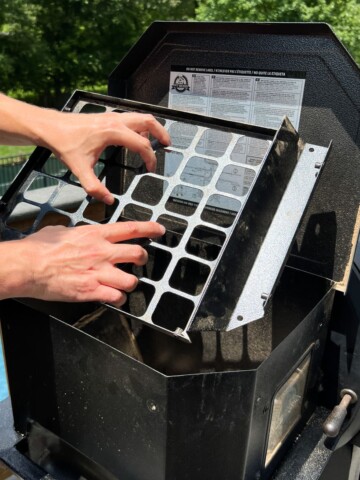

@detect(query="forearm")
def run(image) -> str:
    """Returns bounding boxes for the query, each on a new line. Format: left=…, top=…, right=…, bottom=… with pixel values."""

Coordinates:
left=0, top=92, right=60, bottom=148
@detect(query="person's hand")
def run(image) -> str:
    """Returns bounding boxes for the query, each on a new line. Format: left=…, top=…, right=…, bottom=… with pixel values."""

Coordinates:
left=0, top=94, right=171, bottom=205
left=0, top=221, right=165, bottom=305
left=49, top=111, right=171, bottom=205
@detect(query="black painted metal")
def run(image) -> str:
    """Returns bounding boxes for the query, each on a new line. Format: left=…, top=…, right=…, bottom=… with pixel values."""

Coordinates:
left=0, top=267, right=334, bottom=479
left=320, top=264, right=360, bottom=452
left=109, top=21, right=360, bottom=283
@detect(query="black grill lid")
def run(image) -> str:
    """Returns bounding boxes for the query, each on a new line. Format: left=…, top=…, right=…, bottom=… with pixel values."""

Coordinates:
left=109, top=21, right=360, bottom=285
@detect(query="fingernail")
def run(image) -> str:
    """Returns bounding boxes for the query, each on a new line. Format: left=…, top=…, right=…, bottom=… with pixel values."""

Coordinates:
left=159, top=225, right=166, bottom=235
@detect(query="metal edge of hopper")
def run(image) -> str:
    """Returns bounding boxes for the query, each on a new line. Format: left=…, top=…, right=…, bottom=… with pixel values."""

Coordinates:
left=227, top=141, right=332, bottom=330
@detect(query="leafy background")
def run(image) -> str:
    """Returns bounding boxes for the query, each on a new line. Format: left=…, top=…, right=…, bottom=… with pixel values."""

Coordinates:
left=0, top=0, right=359, bottom=107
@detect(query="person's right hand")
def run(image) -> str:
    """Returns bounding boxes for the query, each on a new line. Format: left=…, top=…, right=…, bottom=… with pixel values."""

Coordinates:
left=0, top=221, right=165, bottom=305
left=0, top=93, right=171, bottom=205
left=49, top=111, right=171, bottom=205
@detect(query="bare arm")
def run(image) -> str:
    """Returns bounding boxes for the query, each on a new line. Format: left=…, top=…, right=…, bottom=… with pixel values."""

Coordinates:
left=0, top=94, right=170, bottom=304
left=0, top=93, right=171, bottom=204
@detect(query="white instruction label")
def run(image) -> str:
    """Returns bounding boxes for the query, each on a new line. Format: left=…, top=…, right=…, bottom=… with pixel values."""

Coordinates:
left=169, top=67, right=306, bottom=129
left=167, top=67, right=306, bottom=211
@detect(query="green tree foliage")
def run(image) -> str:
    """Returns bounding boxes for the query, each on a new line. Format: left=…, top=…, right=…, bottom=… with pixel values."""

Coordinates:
left=1, top=0, right=358, bottom=106
left=0, top=0, right=195, bottom=106
left=1, top=0, right=145, bottom=105
left=195, top=0, right=360, bottom=64
left=132, top=0, right=196, bottom=25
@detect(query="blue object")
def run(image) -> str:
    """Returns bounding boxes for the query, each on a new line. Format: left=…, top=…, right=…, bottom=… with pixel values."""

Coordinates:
left=0, top=337, right=9, bottom=401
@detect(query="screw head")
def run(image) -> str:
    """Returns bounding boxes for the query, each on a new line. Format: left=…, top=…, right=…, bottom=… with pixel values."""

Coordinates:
left=147, top=400, right=158, bottom=413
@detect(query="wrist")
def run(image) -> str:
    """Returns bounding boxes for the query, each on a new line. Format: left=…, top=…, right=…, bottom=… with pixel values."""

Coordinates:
left=24, top=105, right=63, bottom=152
left=0, top=240, right=34, bottom=300
left=0, top=93, right=61, bottom=149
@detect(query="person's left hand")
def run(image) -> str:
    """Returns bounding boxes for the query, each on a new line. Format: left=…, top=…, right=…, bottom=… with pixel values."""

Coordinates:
left=0, top=221, right=166, bottom=305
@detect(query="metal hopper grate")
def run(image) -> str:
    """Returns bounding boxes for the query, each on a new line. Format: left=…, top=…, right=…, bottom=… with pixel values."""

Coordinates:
left=0, top=91, right=329, bottom=341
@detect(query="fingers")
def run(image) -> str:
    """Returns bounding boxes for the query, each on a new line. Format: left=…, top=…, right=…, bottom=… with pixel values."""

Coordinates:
left=91, top=285, right=128, bottom=306
left=90, top=255, right=143, bottom=306
left=92, top=224, right=160, bottom=305
left=57, top=111, right=171, bottom=203
left=91, top=223, right=164, bottom=305
left=114, top=127, right=158, bottom=172
left=119, top=113, right=171, bottom=147
left=20, top=220, right=164, bottom=305
left=106, top=112, right=171, bottom=172
left=97, top=265, right=139, bottom=292
left=109, top=243, right=149, bottom=266
left=96, top=221, right=166, bottom=243
left=74, top=165, right=115, bottom=205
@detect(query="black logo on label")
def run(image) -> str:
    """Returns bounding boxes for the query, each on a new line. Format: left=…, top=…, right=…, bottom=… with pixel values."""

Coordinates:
left=171, top=75, right=190, bottom=93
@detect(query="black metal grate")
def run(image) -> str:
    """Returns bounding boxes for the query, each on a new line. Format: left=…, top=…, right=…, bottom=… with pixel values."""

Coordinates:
left=0, top=91, right=329, bottom=340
